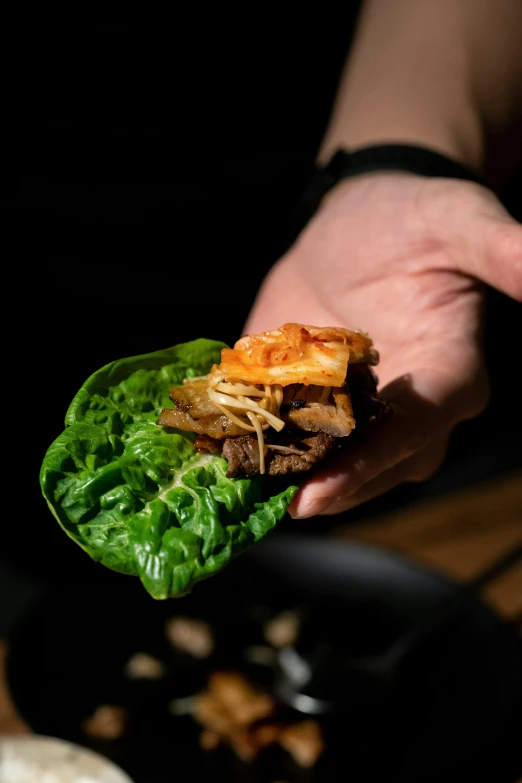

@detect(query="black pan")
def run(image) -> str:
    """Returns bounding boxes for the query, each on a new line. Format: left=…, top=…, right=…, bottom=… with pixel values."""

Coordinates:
left=6, top=535, right=522, bottom=783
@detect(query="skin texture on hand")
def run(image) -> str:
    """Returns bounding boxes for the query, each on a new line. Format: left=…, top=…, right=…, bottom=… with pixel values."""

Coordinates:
left=244, top=173, right=522, bottom=518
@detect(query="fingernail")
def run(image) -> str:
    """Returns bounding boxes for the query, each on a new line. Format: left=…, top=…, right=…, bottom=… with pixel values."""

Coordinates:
left=291, top=497, right=333, bottom=519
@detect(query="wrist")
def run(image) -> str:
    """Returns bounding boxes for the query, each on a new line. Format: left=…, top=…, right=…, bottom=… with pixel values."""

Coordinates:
left=319, top=107, right=484, bottom=176
left=319, top=169, right=415, bottom=211
left=318, top=0, right=487, bottom=175
left=287, top=144, right=484, bottom=246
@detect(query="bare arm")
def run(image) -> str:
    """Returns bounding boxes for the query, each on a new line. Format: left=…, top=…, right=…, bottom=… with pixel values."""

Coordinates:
left=319, top=0, right=522, bottom=183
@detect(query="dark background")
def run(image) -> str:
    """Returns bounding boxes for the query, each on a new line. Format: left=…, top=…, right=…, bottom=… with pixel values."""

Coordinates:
left=2, top=15, right=521, bottom=603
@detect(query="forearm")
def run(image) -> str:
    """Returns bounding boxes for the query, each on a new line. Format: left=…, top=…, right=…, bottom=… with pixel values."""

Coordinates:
left=319, top=0, right=522, bottom=177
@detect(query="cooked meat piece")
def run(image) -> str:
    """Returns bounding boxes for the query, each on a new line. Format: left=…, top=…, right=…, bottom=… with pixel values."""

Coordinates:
left=259, top=432, right=336, bottom=477
left=278, top=720, right=325, bottom=768
left=347, top=363, right=392, bottom=433
left=223, top=431, right=337, bottom=479
left=282, top=383, right=355, bottom=437
left=195, top=434, right=222, bottom=454
left=264, top=611, right=300, bottom=649
left=81, top=705, right=128, bottom=740
left=172, top=378, right=217, bottom=416
left=158, top=355, right=390, bottom=476
left=165, top=617, right=215, bottom=659
left=158, top=379, right=244, bottom=438
left=123, top=652, right=166, bottom=680
left=222, top=435, right=261, bottom=477
left=158, top=409, right=243, bottom=439
left=332, top=387, right=354, bottom=417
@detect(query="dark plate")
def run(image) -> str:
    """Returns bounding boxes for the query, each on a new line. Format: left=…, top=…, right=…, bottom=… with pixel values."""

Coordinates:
left=7, top=535, right=522, bottom=783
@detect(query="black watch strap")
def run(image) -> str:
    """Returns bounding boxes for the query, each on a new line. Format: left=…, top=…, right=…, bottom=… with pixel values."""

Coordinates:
left=285, top=144, right=483, bottom=247
left=321, top=145, right=482, bottom=188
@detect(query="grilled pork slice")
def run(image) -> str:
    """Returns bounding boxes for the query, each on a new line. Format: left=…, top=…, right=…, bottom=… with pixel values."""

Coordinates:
left=195, top=365, right=391, bottom=478
left=157, top=379, right=244, bottom=438
left=221, top=432, right=337, bottom=478
left=158, top=379, right=355, bottom=439
left=161, top=365, right=391, bottom=478
left=282, top=384, right=355, bottom=437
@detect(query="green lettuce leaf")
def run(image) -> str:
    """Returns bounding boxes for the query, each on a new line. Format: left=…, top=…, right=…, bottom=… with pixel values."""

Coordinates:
left=40, top=339, right=298, bottom=598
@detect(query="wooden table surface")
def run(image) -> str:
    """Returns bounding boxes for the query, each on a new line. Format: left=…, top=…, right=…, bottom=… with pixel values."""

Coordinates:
left=337, top=469, right=522, bottom=624
left=1, top=469, right=521, bottom=777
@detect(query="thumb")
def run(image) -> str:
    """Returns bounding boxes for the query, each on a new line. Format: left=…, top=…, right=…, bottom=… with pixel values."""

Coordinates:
left=454, top=189, right=522, bottom=300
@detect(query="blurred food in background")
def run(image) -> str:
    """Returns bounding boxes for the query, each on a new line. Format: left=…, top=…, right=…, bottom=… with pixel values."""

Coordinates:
left=165, top=616, right=215, bottom=659
left=82, top=705, right=129, bottom=741
left=123, top=653, right=167, bottom=681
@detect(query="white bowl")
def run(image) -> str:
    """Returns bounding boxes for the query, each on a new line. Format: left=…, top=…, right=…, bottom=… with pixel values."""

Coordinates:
left=0, top=736, right=133, bottom=783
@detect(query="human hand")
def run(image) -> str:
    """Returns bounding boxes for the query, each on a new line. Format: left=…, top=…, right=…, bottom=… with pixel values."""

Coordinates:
left=244, top=173, right=522, bottom=518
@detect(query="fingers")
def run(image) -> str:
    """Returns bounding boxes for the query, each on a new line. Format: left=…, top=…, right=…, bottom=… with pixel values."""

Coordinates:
left=289, top=372, right=443, bottom=519
left=439, top=184, right=522, bottom=301
left=317, top=433, right=450, bottom=516
left=469, top=216, right=522, bottom=301
left=289, top=359, right=488, bottom=519
left=484, top=220, right=522, bottom=301
left=287, top=353, right=486, bottom=520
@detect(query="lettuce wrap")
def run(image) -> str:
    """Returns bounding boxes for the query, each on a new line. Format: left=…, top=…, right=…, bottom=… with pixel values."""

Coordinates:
left=40, top=339, right=298, bottom=599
